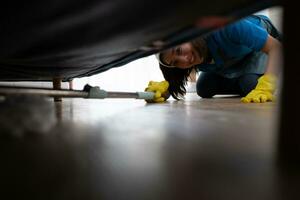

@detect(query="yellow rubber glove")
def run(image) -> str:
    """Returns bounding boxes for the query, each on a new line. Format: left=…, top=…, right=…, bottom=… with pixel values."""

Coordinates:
left=145, top=80, right=169, bottom=103
left=241, top=74, right=276, bottom=103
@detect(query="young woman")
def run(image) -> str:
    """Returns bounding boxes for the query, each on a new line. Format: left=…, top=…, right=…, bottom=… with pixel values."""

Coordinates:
left=151, top=15, right=282, bottom=103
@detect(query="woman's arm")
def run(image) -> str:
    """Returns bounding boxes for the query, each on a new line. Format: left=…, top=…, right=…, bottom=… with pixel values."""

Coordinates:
left=261, top=35, right=283, bottom=75
left=241, top=35, right=282, bottom=103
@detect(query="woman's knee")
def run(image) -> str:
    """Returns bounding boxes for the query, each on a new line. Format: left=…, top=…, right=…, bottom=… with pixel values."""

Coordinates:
left=196, top=73, right=217, bottom=98
left=196, top=86, right=214, bottom=98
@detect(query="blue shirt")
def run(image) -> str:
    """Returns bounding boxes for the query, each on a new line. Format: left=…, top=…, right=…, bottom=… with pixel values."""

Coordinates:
left=197, top=15, right=273, bottom=78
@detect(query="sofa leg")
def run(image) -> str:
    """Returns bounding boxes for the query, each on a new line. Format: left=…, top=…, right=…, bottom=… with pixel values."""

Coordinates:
left=52, top=78, right=62, bottom=102
left=69, top=80, right=73, bottom=90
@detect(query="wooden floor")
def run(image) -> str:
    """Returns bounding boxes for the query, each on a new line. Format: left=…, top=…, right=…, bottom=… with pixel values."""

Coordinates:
left=0, top=94, right=299, bottom=200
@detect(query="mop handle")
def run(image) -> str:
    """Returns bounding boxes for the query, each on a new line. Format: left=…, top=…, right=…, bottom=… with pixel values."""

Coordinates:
left=0, top=85, right=155, bottom=100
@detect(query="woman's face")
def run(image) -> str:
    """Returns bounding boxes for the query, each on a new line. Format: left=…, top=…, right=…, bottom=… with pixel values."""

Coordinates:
left=162, top=42, right=204, bottom=69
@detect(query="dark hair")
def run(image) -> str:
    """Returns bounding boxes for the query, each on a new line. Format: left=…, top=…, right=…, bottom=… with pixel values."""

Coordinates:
left=159, top=37, right=209, bottom=100
left=160, top=64, right=198, bottom=100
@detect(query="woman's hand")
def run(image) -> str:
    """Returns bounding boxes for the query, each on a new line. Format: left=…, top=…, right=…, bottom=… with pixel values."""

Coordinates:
left=241, top=74, right=276, bottom=103
left=145, top=81, right=169, bottom=103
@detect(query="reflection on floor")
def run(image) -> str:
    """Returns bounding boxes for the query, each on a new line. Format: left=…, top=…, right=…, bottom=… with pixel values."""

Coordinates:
left=0, top=94, right=298, bottom=200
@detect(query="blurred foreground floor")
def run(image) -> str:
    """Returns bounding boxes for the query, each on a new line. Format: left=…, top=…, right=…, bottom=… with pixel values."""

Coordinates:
left=0, top=94, right=299, bottom=200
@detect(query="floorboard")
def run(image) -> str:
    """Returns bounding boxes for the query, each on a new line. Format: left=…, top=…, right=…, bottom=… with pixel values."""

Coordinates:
left=0, top=94, right=298, bottom=200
